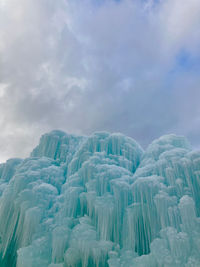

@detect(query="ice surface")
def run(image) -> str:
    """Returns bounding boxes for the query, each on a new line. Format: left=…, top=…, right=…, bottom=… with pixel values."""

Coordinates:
left=0, top=131, right=200, bottom=266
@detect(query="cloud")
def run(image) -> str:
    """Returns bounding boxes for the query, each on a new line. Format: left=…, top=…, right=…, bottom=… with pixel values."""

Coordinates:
left=0, top=0, right=200, bottom=162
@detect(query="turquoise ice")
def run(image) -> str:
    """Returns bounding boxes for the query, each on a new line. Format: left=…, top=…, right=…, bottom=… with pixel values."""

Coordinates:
left=0, top=130, right=200, bottom=266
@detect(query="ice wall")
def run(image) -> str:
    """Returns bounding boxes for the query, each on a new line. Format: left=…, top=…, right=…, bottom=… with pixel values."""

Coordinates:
left=0, top=131, right=200, bottom=267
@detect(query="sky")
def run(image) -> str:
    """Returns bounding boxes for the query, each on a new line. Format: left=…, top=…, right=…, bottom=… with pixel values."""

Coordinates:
left=0, top=0, right=200, bottom=162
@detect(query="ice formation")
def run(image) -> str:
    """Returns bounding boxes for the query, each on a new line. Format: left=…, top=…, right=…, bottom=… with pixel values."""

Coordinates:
left=0, top=130, right=200, bottom=267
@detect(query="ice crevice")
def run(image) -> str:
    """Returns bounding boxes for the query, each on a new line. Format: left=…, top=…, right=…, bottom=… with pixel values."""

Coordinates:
left=0, top=131, right=199, bottom=266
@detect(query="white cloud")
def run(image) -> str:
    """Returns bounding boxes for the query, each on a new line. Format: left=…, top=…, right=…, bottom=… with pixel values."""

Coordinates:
left=158, top=0, right=200, bottom=55
left=0, top=0, right=200, bottom=162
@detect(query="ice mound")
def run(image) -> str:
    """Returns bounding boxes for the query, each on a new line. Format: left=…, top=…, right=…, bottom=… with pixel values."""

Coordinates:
left=0, top=131, right=200, bottom=267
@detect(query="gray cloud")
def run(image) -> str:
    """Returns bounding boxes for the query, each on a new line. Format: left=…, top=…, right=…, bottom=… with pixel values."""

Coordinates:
left=0, top=0, right=200, bottom=162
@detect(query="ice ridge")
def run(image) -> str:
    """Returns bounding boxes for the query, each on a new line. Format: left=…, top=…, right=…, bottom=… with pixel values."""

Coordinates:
left=0, top=130, right=199, bottom=267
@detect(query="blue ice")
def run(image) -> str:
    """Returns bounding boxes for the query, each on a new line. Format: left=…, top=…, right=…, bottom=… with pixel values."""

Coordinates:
left=0, top=130, right=199, bottom=266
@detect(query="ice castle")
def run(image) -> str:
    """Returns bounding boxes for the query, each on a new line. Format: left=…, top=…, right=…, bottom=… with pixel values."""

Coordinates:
left=0, top=130, right=199, bottom=267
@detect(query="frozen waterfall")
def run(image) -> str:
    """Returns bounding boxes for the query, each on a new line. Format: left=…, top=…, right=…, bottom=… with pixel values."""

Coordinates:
left=0, top=130, right=200, bottom=267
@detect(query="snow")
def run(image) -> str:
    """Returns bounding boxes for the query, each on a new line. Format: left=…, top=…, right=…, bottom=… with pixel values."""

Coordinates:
left=0, top=130, right=199, bottom=266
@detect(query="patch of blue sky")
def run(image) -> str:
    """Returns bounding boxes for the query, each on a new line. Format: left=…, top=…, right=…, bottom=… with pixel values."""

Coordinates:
left=91, top=0, right=121, bottom=6
left=90, top=0, right=161, bottom=10
left=162, top=49, right=200, bottom=92
left=172, top=50, right=200, bottom=73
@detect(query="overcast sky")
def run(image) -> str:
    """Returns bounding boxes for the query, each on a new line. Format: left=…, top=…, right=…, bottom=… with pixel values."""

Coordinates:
left=0, top=0, right=200, bottom=162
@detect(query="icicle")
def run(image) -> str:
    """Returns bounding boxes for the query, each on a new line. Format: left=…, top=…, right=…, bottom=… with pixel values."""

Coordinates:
left=0, top=131, right=199, bottom=267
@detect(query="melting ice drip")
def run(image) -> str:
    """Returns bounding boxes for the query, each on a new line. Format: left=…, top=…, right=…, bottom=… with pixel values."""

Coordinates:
left=0, top=130, right=199, bottom=267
